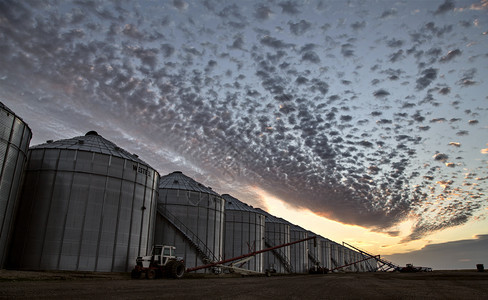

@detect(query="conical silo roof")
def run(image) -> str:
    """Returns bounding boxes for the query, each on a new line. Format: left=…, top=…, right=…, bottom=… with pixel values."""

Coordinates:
left=222, top=194, right=261, bottom=213
left=30, top=130, right=150, bottom=166
left=254, top=208, right=289, bottom=224
left=159, top=171, right=220, bottom=196
left=1, top=101, right=22, bottom=119
left=284, top=221, right=308, bottom=232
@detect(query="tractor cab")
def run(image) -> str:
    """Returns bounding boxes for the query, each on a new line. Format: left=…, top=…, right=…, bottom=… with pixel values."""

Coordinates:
left=151, top=245, right=176, bottom=266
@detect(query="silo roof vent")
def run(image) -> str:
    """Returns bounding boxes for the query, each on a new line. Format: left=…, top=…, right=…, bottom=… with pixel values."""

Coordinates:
left=85, top=131, right=99, bottom=136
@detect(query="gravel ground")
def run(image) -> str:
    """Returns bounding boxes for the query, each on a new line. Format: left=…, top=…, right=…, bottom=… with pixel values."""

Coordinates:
left=1, top=269, right=487, bottom=299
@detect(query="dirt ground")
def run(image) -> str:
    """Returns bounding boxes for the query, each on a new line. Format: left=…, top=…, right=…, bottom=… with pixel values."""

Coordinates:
left=1, top=269, right=487, bottom=299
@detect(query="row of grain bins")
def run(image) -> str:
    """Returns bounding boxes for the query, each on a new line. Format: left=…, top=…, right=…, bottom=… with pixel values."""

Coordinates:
left=0, top=100, right=377, bottom=274
left=0, top=102, right=32, bottom=268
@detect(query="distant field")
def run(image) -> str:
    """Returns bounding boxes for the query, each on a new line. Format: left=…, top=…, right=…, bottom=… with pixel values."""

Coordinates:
left=1, top=270, right=487, bottom=299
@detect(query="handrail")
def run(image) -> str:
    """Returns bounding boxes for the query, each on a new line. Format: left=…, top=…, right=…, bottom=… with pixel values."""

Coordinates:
left=157, top=204, right=218, bottom=263
left=342, top=241, right=400, bottom=271
left=264, top=238, right=292, bottom=273
left=308, top=252, right=320, bottom=266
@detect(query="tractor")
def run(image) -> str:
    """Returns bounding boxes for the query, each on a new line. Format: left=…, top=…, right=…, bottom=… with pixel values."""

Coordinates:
left=131, top=245, right=185, bottom=279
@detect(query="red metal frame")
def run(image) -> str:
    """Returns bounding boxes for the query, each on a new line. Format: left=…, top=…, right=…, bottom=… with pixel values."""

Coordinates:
left=186, top=236, right=317, bottom=273
left=330, top=255, right=380, bottom=271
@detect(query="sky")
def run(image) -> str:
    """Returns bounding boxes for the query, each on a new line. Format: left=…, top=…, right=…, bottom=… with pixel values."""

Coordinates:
left=1, top=0, right=487, bottom=269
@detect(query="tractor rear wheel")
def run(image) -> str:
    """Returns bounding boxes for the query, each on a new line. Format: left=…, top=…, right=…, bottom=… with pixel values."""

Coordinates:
left=146, top=269, right=156, bottom=279
left=131, top=269, right=141, bottom=279
left=168, top=261, right=185, bottom=279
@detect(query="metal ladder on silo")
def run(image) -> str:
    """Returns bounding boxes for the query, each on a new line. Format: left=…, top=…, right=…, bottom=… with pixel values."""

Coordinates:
left=342, top=242, right=400, bottom=272
left=157, top=204, right=218, bottom=264
left=330, top=257, right=338, bottom=269
left=264, top=238, right=293, bottom=273
left=308, top=253, right=320, bottom=266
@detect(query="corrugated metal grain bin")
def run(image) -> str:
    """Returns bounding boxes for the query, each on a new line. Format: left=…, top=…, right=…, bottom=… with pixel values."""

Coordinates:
left=307, top=232, right=322, bottom=271
left=255, top=208, right=291, bottom=274
left=343, top=248, right=354, bottom=271
left=285, top=222, right=308, bottom=273
left=9, top=131, right=158, bottom=272
left=223, top=194, right=265, bottom=273
left=330, top=242, right=340, bottom=271
left=0, top=101, right=32, bottom=268
left=337, top=244, right=345, bottom=270
left=366, top=255, right=377, bottom=271
left=319, top=237, right=332, bottom=270
left=155, top=171, right=224, bottom=273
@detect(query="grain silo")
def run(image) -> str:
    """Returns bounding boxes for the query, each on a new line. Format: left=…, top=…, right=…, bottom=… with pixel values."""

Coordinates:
left=308, top=233, right=335, bottom=272
left=155, top=171, right=224, bottom=273
left=9, top=131, right=159, bottom=272
left=0, top=101, right=32, bottom=269
left=222, top=194, right=265, bottom=273
left=337, top=243, right=345, bottom=270
left=255, top=208, right=291, bottom=274
left=307, top=231, right=321, bottom=272
left=330, top=242, right=340, bottom=271
left=284, top=222, right=308, bottom=273
left=355, top=251, right=366, bottom=272
left=343, top=247, right=354, bottom=271
left=366, top=254, right=377, bottom=271
left=319, top=237, right=332, bottom=270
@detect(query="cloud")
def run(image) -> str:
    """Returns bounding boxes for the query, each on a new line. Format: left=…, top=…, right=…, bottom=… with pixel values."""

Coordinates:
left=254, top=5, right=273, bottom=20
left=289, top=20, right=311, bottom=35
left=160, top=44, right=175, bottom=57
left=350, top=21, right=366, bottom=31
left=440, top=49, right=462, bottom=62
left=373, top=89, right=390, bottom=98
left=1, top=0, right=487, bottom=245
left=389, top=50, right=404, bottom=62
left=173, top=0, right=188, bottom=10
left=387, top=38, right=404, bottom=48
left=301, top=51, right=320, bottom=63
left=279, top=1, right=301, bottom=15
left=433, top=153, right=449, bottom=161
left=416, top=68, right=438, bottom=90
left=260, top=35, right=293, bottom=49
left=387, top=235, right=488, bottom=269
left=434, top=0, right=455, bottom=15
left=341, top=43, right=355, bottom=57
left=438, top=87, right=451, bottom=95
left=458, top=68, right=477, bottom=86
left=380, top=8, right=397, bottom=19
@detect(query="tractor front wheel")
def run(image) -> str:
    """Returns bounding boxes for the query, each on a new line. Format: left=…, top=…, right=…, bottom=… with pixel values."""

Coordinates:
left=146, top=269, right=156, bottom=279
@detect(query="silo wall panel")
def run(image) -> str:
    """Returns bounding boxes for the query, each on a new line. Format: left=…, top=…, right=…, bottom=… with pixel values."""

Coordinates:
left=9, top=148, right=158, bottom=272
left=320, top=239, right=331, bottom=270
left=224, top=210, right=265, bottom=273
left=0, top=106, right=31, bottom=268
left=263, top=222, right=290, bottom=273
left=290, top=229, right=308, bottom=273
left=338, top=245, right=345, bottom=269
left=156, top=189, right=225, bottom=273
left=330, top=243, right=338, bottom=270
left=307, top=236, right=321, bottom=269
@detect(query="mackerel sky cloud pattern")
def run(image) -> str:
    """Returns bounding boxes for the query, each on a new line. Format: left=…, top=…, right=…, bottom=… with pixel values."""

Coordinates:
left=1, top=0, right=487, bottom=243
